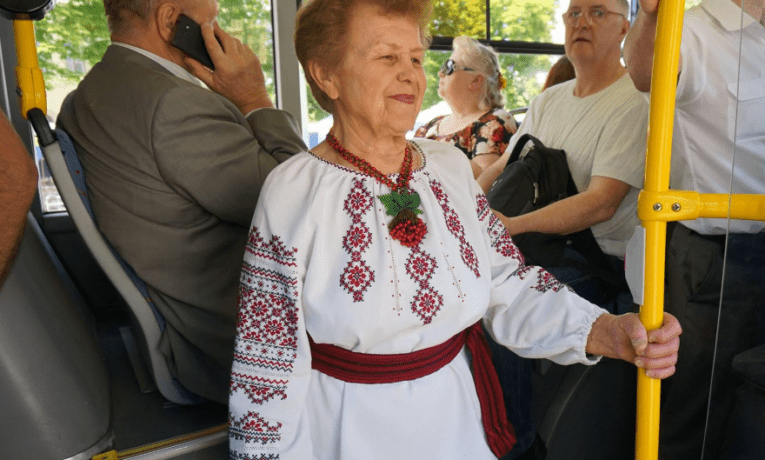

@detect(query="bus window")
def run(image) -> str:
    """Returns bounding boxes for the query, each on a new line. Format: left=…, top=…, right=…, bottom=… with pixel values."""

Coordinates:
left=32, top=0, right=276, bottom=212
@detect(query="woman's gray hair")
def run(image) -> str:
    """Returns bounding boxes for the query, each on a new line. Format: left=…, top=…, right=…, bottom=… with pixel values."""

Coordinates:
left=452, top=36, right=506, bottom=109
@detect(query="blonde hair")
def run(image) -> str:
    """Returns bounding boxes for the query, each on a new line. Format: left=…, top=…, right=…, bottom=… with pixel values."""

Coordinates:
left=295, top=0, right=433, bottom=113
left=452, top=36, right=506, bottom=109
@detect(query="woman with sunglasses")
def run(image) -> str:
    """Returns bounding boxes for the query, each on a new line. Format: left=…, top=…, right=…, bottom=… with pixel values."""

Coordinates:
left=414, top=36, right=516, bottom=178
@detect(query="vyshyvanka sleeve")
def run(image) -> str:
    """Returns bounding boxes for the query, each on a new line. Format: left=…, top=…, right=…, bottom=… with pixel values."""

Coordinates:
left=228, top=170, right=316, bottom=459
left=472, top=188, right=608, bottom=366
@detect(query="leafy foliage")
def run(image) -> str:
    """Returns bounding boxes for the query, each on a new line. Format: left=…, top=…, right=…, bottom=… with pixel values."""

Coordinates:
left=32, top=0, right=560, bottom=118
left=422, top=0, right=561, bottom=113
left=34, top=0, right=110, bottom=88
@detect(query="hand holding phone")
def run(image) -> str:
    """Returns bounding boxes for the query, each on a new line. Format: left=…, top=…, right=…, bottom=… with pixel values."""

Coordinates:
left=171, top=14, right=215, bottom=69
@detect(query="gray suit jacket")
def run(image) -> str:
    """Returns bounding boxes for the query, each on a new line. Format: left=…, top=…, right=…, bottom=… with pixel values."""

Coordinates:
left=57, top=44, right=306, bottom=403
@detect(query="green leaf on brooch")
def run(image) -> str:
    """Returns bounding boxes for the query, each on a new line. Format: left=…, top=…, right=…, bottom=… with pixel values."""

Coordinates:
left=379, top=189, right=423, bottom=216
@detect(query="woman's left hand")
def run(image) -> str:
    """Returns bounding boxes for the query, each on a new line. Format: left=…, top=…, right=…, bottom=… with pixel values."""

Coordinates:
left=587, top=312, right=682, bottom=379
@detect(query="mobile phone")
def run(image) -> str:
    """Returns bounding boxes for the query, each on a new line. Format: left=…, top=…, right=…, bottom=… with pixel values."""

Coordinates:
left=170, top=14, right=215, bottom=70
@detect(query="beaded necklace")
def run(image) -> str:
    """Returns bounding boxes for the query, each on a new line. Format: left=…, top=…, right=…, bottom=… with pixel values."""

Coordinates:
left=327, top=133, right=427, bottom=247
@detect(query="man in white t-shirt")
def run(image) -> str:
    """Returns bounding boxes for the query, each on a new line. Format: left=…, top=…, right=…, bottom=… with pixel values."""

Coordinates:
left=625, top=0, right=765, bottom=458
left=477, top=1, right=647, bottom=458
left=478, top=0, right=647, bottom=312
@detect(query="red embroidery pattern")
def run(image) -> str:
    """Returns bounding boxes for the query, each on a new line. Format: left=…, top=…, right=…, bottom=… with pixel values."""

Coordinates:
left=229, top=454, right=279, bottom=460
left=340, top=179, right=376, bottom=302
left=234, top=227, right=299, bottom=375
left=229, top=411, right=282, bottom=445
left=247, top=230, right=298, bottom=268
left=533, top=269, right=567, bottom=293
left=430, top=178, right=480, bottom=278
left=476, top=194, right=524, bottom=265
left=515, top=265, right=567, bottom=293
left=406, top=247, right=443, bottom=324
left=230, top=373, right=288, bottom=405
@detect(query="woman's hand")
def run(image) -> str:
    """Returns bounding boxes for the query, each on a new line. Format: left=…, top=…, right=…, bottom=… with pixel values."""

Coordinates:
left=586, top=312, right=682, bottom=379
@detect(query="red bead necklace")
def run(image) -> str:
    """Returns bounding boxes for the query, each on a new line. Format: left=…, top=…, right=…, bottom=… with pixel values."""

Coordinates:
left=326, top=133, right=427, bottom=247
left=327, top=133, right=414, bottom=191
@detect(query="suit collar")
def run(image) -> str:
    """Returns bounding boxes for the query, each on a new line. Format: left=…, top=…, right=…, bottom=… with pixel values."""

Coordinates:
left=105, top=43, right=202, bottom=86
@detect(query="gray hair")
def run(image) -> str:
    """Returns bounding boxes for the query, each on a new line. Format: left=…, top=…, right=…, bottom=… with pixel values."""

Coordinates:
left=452, top=35, right=505, bottom=109
left=104, top=0, right=156, bottom=33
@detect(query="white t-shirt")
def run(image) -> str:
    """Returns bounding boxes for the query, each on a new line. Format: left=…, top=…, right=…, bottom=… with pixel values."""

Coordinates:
left=671, top=0, right=765, bottom=234
left=506, top=73, right=648, bottom=258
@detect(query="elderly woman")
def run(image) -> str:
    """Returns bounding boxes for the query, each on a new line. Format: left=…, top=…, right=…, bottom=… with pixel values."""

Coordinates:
left=228, top=0, right=681, bottom=459
left=414, top=36, right=516, bottom=177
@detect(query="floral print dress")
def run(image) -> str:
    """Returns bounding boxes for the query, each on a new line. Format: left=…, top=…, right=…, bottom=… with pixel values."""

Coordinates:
left=414, top=107, right=517, bottom=160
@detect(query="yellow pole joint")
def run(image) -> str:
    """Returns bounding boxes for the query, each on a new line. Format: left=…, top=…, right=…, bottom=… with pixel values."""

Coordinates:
left=640, top=190, right=765, bottom=222
left=13, top=19, right=47, bottom=118
left=639, top=190, right=700, bottom=222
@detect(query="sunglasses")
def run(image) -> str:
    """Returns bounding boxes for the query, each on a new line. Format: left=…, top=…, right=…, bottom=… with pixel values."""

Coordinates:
left=440, top=59, right=475, bottom=76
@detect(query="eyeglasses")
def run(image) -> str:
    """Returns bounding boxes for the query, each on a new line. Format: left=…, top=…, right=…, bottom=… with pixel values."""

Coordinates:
left=440, top=59, right=474, bottom=76
left=562, top=7, right=626, bottom=26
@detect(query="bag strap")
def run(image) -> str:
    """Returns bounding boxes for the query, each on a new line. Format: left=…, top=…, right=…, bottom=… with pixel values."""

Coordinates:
left=506, top=133, right=547, bottom=164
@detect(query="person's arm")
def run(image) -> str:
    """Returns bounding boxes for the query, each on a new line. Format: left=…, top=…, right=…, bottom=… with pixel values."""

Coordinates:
left=586, top=312, right=681, bottom=379
left=0, top=111, right=38, bottom=285
left=623, top=0, right=683, bottom=92
left=185, top=21, right=273, bottom=115
left=469, top=109, right=516, bottom=178
left=496, top=175, right=631, bottom=236
left=470, top=153, right=500, bottom=178
left=229, top=172, right=315, bottom=458
left=474, top=181, right=680, bottom=377
left=152, top=85, right=305, bottom=228
left=477, top=106, right=532, bottom=193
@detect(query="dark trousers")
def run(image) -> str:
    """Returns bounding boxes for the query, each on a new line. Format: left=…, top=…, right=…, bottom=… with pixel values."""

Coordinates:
left=660, top=223, right=765, bottom=460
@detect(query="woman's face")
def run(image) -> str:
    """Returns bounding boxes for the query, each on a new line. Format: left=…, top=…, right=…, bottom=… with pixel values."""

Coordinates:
left=326, top=3, right=426, bottom=137
left=437, top=50, right=478, bottom=104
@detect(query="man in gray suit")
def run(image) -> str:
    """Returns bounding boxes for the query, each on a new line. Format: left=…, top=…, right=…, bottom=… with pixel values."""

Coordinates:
left=57, top=0, right=306, bottom=403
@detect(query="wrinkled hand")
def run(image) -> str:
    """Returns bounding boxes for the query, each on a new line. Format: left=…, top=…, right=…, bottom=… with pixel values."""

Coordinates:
left=610, top=312, right=681, bottom=379
left=588, top=312, right=681, bottom=379
left=185, top=21, right=273, bottom=115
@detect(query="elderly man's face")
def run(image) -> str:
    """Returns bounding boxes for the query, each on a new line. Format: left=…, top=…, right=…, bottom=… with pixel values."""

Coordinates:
left=328, top=2, right=427, bottom=137
left=564, top=0, right=628, bottom=67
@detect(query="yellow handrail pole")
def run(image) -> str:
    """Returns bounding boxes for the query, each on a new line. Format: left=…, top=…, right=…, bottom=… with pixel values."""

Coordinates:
left=635, top=0, right=686, bottom=457
left=13, top=19, right=47, bottom=118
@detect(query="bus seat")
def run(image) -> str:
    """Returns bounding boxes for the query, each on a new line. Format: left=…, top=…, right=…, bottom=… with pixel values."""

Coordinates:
left=42, top=129, right=203, bottom=405
left=509, top=106, right=528, bottom=128
left=0, top=214, right=113, bottom=458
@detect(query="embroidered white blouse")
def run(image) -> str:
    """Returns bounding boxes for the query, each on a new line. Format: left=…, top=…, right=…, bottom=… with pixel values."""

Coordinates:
left=229, top=139, right=607, bottom=460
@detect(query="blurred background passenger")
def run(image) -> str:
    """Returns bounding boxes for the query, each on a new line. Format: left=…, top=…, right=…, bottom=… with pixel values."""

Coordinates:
left=0, top=110, right=38, bottom=286
left=414, top=36, right=516, bottom=178
left=542, top=55, right=576, bottom=91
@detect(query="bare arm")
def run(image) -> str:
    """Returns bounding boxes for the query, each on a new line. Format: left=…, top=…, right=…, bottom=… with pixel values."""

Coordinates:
left=0, top=112, right=38, bottom=285
left=623, top=0, right=683, bottom=92
left=495, top=175, right=631, bottom=236
left=470, top=153, right=500, bottom=179
left=586, top=312, right=681, bottom=379
left=476, top=150, right=510, bottom=193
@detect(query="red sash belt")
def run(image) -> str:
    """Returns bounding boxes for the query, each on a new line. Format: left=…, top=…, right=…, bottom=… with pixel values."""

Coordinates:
left=308, top=322, right=516, bottom=458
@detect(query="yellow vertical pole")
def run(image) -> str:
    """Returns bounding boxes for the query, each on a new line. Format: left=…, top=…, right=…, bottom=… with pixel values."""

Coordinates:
left=635, top=0, right=685, bottom=458
left=13, top=19, right=47, bottom=117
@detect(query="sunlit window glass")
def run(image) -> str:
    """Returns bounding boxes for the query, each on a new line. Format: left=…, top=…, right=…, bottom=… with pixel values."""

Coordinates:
left=33, top=0, right=276, bottom=213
